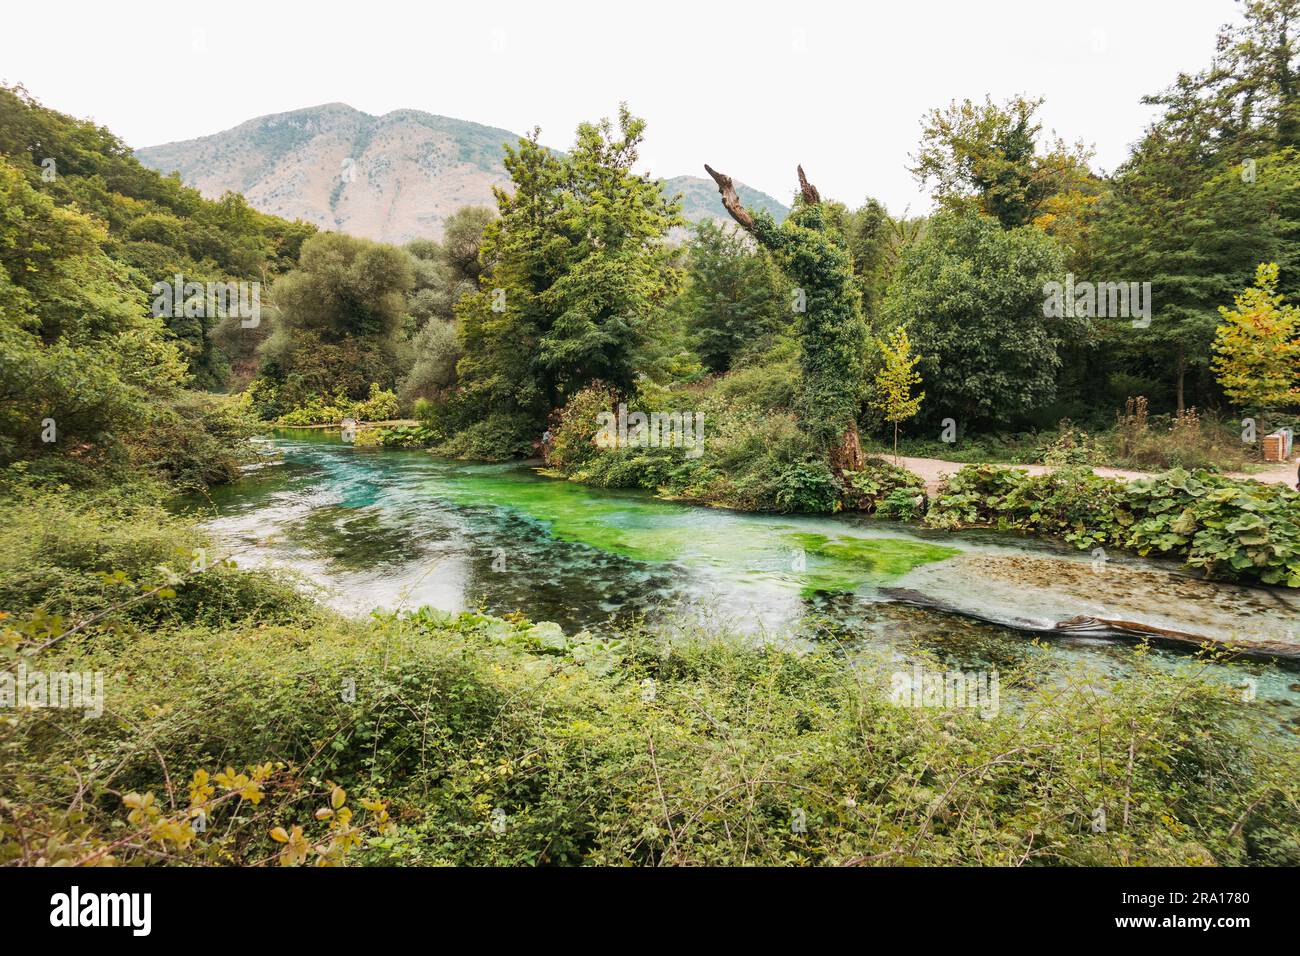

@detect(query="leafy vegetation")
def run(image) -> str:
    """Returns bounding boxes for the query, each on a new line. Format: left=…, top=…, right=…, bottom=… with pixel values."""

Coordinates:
left=3, top=486, right=1297, bottom=866
left=926, top=464, right=1300, bottom=586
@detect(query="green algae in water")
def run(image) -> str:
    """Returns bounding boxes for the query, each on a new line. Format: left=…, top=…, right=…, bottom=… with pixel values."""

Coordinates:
left=422, top=468, right=702, bottom=562
left=784, top=531, right=961, bottom=595
left=421, top=467, right=959, bottom=597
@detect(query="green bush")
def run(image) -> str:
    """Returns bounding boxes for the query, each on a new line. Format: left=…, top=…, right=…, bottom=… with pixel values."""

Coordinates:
left=927, top=464, right=1300, bottom=585
left=351, top=383, right=399, bottom=422
left=545, top=382, right=617, bottom=471
left=845, top=457, right=927, bottom=515
left=0, top=482, right=315, bottom=628
left=5, top=607, right=1297, bottom=866
left=431, top=413, right=538, bottom=461
left=375, top=423, right=438, bottom=448
left=774, top=458, right=842, bottom=513
left=272, top=384, right=399, bottom=426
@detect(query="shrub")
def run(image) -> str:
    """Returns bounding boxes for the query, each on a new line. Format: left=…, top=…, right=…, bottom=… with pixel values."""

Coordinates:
left=845, top=457, right=927, bottom=515
left=1038, top=421, right=1105, bottom=468
left=352, top=383, right=399, bottom=421
left=1111, top=397, right=1251, bottom=472
left=774, top=458, right=842, bottom=513
left=375, top=423, right=438, bottom=448
left=546, top=383, right=618, bottom=470
left=431, top=413, right=537, bottom=461
left=272, top=384, right=399, bottom=426
left=131, top=391, right=261, bottom=491
left=0, top=483, right=315, bottom=629
left=5, top=608, right=1297, bottom=866
left=926, top=463, right=1300, bottom=585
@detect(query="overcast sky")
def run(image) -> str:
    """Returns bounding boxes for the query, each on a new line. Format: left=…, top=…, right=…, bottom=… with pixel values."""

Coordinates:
left=1, top=0, right=1239, bottom=213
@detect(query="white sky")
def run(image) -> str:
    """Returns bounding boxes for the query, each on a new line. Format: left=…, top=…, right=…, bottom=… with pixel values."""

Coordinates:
left=1, top=0, right=1238, bottom=213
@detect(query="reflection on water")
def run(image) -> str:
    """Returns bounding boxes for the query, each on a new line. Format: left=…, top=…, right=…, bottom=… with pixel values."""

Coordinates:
left=185, top=429, right=1300, bottom=732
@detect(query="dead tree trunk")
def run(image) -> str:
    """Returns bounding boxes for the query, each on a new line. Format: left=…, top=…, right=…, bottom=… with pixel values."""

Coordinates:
left=705, top=163, right=866, bottom=474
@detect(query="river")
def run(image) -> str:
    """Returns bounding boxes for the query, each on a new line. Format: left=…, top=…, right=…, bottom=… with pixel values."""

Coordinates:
left=189, top=429, right=1300, bottom=730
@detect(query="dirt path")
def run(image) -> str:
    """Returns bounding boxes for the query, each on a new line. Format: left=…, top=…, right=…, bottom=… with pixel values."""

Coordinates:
left=888, top=455, right=1299, bottom=496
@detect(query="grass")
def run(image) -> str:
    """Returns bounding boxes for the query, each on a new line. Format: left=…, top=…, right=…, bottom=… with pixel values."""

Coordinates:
left=2, top=479, right=1297, bottom=868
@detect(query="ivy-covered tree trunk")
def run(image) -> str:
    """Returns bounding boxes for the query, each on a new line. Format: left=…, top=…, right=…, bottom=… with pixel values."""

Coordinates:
left=705, top=164, right=867, bottom=473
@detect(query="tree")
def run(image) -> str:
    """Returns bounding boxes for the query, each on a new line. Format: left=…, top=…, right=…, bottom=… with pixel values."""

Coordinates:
left=258, top=232, right=414, bottom=409
left=881, top=210, right=1070, bottom=428
left=452, top=107, right=682, bottom=435
left=679, top=220, right=787, bottom=372
left=910, top=94, right=1098, bottom=231
left=1092, top=146, right=1300, bottom=413
left=400, top=318, right=461, bottom=407
left=1212, top=261, right=1300, bottom=413
left=0, top=157, right=187, bottom=469
left=844, top=198, right=923, bottom=320
left=1143, top=0, right=1300, bottom=162
left=1076, top=3, right=1300, bottom=415
left=872, top=326, right=924, bottom=461
left=705, top=164, right=868, bottom=471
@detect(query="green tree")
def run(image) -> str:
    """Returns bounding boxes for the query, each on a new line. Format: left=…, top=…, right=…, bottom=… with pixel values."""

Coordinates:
left=881, top=210, right=1069, bottom=427
left=405, top=206, right=495, bottom=327
left=910, top=94, right=1098, bottom=231
left=258, top=232, right=414, bottom=409
left=452, top=107, right=682, bottom=435
left=1092, top=147, right=1300, bottom=412
left=0, top=157, right=187, bottom=470
left=679, top=220, right=787, bottom=372
left=0, top=84, right=314, bottom=389
left=844, top=198, right=923, bottom=320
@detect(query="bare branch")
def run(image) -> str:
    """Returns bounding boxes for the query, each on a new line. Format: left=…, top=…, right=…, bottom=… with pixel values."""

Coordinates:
left=797, top=165, right=820, bottom=205
left=703, top=164, right=755, bottom=232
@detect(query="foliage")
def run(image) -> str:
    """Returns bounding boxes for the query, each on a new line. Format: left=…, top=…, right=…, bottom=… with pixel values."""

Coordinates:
left=746, top=198, right=868, bottom=456
left=451, top=107, right=682, bottom=434
left=429, top=412, right=539, bottom=462
left=272, top=384, right=399, bottom=426
left=845, top=457, right=927, bottom=517
left=881, top=209, right=1071, bottom=427
left=4, top=602, right=1297, bottom=866
left=373, top=423, right=439, bottom=448
left=772, top=458, right=843, bottom=513
left=544, top=382, right=618, bottom=471
left=1111, top=397, right=1252, bottom=472
left=0, top=84, right=314, bottom=388
left=927, top=463, right=1300, bottom=585
left=710, top=338, right=801, bottom=411
left=257, top=232, right=414, bottom=410
left=399, top=318, right=462, bottom=409
left=1038, top=421, right=1106, bottom=468
left=910, top=93, right=1102, bottom=253
left=872, top=325, right=925, bottom=457
left=678, top=220, right=788, bottom=372
left=0, top=481, right=315, bottom=629
left=1212, top=262, right=1300, bottom=412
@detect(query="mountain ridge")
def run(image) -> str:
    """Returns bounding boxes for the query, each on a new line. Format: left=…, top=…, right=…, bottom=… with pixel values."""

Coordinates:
left=136, top=103, right=789, bottom=243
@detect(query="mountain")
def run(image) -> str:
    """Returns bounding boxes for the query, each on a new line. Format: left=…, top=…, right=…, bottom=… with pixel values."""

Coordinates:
left=662, top=174, right=790, bottom=228
left=136, top=104, right=788, bottom=244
